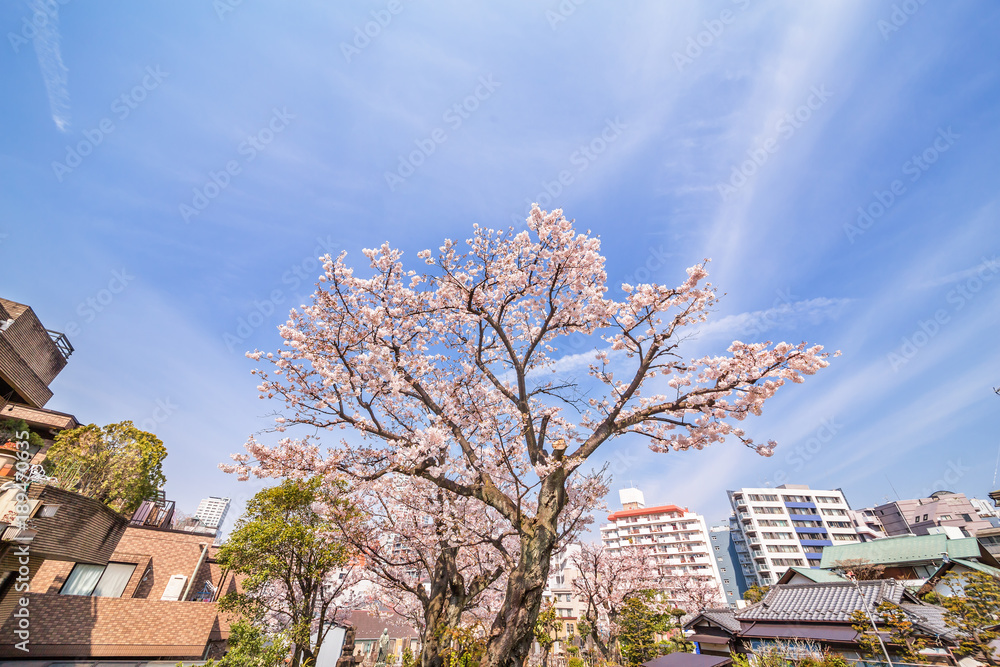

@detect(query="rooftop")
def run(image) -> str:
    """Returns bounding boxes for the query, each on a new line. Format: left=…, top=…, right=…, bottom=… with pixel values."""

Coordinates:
left=818, top=533, right=982, bottom=568
left=735, top=580, right=909, bottom=623
left=607, top=504, right=688, bottom=521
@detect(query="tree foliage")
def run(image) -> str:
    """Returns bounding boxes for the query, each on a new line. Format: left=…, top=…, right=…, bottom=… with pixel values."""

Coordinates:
left=227, top=207, right=835, bottom=667
left=533, top=601, right=563, bottom=667
left=832, top=559, right=886, bottom=581
left=43, top=421, right=166, bottom=514
left=0, top=417, right=45, bottom=451
left=850, top=602, right=925, bottom=662
left=617, top=591, right=673, bottom=667
left=941, top=571, right=1000, bottom=665
left=743, top=584, right=769, bottom=604
left=216, top=478, right=358, bottom=667
left=204, top=618, right=291, bottom=667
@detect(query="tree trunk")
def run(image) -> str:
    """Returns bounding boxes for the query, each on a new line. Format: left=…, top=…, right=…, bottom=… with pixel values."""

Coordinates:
left=421, top=544, right=466, bottom=667
left=481, top=475, right=566, bottom=667
left=583, top=606, right=611, bottom=661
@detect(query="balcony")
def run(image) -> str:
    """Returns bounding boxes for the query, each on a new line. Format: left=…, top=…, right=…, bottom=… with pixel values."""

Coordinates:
left=784, top=502, right=817, bottom=510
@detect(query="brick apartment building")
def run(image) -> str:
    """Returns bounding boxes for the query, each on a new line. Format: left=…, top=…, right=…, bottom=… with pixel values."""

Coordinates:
left=0, top=297, right=79, bottom=481
left=0, top=500, right=239, bottom=660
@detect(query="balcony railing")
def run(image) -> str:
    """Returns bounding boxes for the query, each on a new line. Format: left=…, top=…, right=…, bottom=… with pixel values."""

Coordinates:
left=47, top=329, right=74, bottom=360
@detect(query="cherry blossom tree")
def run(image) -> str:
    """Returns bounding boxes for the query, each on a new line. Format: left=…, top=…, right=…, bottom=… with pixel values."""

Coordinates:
left=226, top=206, right=835, bottom=667
left=571, top=542, right=660, bottom=661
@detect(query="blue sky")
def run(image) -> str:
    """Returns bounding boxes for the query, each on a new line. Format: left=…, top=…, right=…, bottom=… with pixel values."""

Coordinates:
left=3, top=1, right=998, bottom=534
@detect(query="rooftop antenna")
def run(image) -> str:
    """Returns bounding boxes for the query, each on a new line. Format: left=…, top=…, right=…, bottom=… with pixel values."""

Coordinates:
left=885, top=474, right=902, bottom=501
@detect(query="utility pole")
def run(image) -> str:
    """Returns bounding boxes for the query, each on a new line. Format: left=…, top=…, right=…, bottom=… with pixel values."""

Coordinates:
left=846, top=571, right=894, bottom=667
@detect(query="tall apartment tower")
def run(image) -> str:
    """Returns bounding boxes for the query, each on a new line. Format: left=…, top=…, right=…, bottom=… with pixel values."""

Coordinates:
left=600, top=488, right=725, bottom=608
left=194, top=497, right=231, bottom=534
left=710, top=518, right=750, bottom=606
left=727, top=484, right=859, bottom=587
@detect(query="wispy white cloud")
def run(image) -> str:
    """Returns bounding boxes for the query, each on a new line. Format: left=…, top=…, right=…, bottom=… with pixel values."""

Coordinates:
left=916, top=256, right=1000, bottom=289
left=31, top=0, right=71, bottom=132
left=695, top=297, right=853, bottom=340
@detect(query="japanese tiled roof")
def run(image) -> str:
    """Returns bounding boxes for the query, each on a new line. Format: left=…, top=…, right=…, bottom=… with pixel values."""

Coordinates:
left=735, top=580, right=906, bottom=623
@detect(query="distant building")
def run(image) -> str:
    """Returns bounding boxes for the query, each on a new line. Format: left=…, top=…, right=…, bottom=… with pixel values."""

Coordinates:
left=194, top=496, right=231, bottom=532
left=847, top=506, right=887, bottom=541
left=536, top=543, right=589, bottom=657
left=970, top=497, right=1000, bottom=525
left=600, top=488, right=725, bottom=608
left=871, top=491, right=993, bottom=538
left=709, top=519, right=749, bottom=607
left=727, top=485, right=860, bottom=587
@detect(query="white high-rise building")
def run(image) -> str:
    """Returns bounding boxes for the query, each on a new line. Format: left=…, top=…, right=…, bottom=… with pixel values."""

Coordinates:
left=194, top=496, right=231, bottom=532
left=727, top=485, right=860, bottom=587
left=599, top=488, right=725, bottom=608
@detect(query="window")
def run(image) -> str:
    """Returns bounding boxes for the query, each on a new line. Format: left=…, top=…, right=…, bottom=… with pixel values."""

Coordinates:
left=962, top=514, right=973, bottom=522
left=834, top=534, right=858, bottom=541
left=816, top=496, right=840, bottom=504
left=92, top=563, right=136, bottom=597
left=821, top=508, right=847, bottom=516
left=782, top=495, right=812, bottom=503
left=749, top=494, right=779, bottom=501
left=758, top=519, right=789, bottom=527
left=61, top=562, right=136, bottom=597
left=753, top=506, right=785, bottom=514
left=826, top=521, right=852, bottom=528
left=766, top=544, right=799, bottom=553
left=724, top=578, right=731, bottom=584
left=60, top=564, right=105, bottom=596
left=566, top=623, right=574, bottom=635
left=771, top=558, right=805, bottom=566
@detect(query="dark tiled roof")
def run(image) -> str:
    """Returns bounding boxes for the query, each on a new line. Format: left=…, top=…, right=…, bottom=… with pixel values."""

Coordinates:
left=899, top=603, right=954, bottom=639
left=685, top=608, right=741, bottom=635
left=735, top=580, right=905, bottom=623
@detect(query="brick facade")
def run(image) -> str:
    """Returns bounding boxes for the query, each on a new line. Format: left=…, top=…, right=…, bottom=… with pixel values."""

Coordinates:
left=0, top=523, right=238, bottom=659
